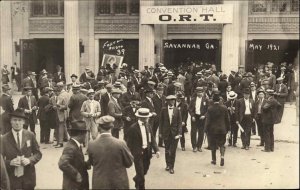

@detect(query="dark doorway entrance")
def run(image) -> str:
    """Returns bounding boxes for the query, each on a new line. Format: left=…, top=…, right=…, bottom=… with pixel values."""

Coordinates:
left=246, top=40, right=299, bottom=72
left=20, top=39, right=64, bottom=79
left=163, top=39, right=221, bottom=70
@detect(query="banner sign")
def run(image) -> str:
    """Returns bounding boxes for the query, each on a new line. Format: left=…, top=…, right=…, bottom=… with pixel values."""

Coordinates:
left=141, top=4, right=233, bottom=24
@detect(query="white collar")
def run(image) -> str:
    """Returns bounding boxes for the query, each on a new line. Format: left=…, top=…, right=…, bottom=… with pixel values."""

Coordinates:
left=12, top=129, right=23, bottom=136
left=138, top=120, right=145, bottom=127
left=146, top=97, right=152, bottom=102
left=71, top=138, right=81, bottom=148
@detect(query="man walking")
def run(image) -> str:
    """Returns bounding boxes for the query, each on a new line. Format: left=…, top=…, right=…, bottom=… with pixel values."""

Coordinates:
left=205, top=94, right=230, bottom=166
left=0, top=84, right=14, bottom=134
left=189, top=87, right=208, bottom=152
left=225, top=91, right=238, bottom=147
left=127, top=108, right=160, bottom=189
left=88, top=115, right=133, bottom=189
left=58, top=120, right=89, bottom=190
left=1, top=109, right=42, bottom=190
left=159, top=95, right=182, bottom=174
left=107, top=88, right=123, bottom=138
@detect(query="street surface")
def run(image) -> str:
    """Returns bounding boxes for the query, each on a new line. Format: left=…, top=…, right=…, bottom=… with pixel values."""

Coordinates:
left=9, top=93, right=300, bottom=189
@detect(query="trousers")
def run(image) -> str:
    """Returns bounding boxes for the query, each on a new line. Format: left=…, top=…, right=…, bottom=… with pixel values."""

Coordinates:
left=164, top=135, right=179, bottom=169
left=191, top=116, right=205, bottom=149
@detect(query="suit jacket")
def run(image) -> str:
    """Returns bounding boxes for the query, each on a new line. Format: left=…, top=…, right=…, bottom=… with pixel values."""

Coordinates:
left=141, top=97, right=155, bottom=113
left=37, top=95, right=50, bottom=121
left=18, top=96, right=38, bottom=124
left=88, top=134, right=133, bottom=189
left=189, top=96, right=208, bottom=118
left=58, top=139, right=89, bottom=190
left=100, top=92, right=110, bottom=116
left=235, top=98, right=255, bottom=123
left=274, top=83, right=288, bottom=103
left=53, top=72, right=66, bottom=83
left=122, top=105, right=138, bottom=129
left=120, top=91, right=141, bottom=108
left=127, top=123, right=159, bottom=159
left=166, top=83, right=175, bottom=96
left=48, top=95, right=59, bottom=128
left=205, top=104, right=230, bottom=134
left=225, top=99, right=238, bottom=123
left=68, top=93, right=88, bottom=122
left=22, top=77, right=35, bottom=94
left=57, top=90, right=69, bottom=122
left=152, top=93, right=166, bottom=119
left=81, top=100, right=101, bottom=129
left=1, top=130, right=42, bottom=190
left=253, top=98, right=267, bottom=119
left=159, top=106, right=182, bottom=140
left=0, top=94, right=14, bottom=113
left=261, top=97, right=281, bottom=124
left=108, top=98, right=124, bottom=129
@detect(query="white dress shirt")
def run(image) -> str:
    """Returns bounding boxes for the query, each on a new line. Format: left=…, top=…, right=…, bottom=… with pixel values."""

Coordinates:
left=138, top=120, right=148, bottom=149
left=71, top=138, right=81, bottom=148
left=195, top=96, right=202, bottom=115
left=251, top=91, right=256, bottom=100
left=244, top=98, right=251, bottom=115
left=168, top=105, right=174, bottom=124
left=12, top=129, right=23, bottom=148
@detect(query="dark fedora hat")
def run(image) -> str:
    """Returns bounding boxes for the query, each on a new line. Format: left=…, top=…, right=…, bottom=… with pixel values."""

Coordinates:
left=23, top=86, right=33, bottom=91
left=69, top=120, right=88, bottom=131
left=70, top=74, right=78, bottom=78
left=212, top=94, right=220, bottom=102
left=243, top=88, right=251, bottom=94
left=9, top=109, right=27, bottom=119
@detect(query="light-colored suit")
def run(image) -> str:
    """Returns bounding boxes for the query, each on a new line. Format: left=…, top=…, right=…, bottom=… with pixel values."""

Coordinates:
left=81, top=100, right=101, bottom=140
left=57, top=90, right=70, bottom=144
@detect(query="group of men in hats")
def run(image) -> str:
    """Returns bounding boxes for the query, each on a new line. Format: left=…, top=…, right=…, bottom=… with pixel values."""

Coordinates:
left=0, top=60, right=290, bottom=189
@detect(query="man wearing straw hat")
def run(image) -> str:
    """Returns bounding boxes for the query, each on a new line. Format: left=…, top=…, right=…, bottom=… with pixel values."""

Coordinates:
left=58, top=120, right=89, bottom=190
left=225, top=91, right=238, bottom=147
left=127, top=108, right=160, bottom=189
left=88, top=115, right=133, bottom=189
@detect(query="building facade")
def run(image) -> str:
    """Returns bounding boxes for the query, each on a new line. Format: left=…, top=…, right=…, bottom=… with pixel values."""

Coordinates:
left=0, top=0, right=299, bottom=83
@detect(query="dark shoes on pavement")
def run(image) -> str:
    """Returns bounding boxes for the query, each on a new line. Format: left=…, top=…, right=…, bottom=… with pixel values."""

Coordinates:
left=245, top=146, right=249, bottom=150
left=193, top=148, right=197, bottom=152
left=54, top=143, right=63, bottom=148
left=181, top=147, right=185, bottom=151
left=220, top=158, right=224, bottom=166
left=211, top=160, right=216, bottom=165
left=233, top=144, right=237, bottom=147
left=197, top=148, right=202, bottom=152
left=169, top=169, right=174, bottom=174
left=165, top=166, right=170, bottom=171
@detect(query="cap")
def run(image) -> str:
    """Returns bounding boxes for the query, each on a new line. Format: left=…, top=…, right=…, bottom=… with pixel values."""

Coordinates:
left=95, top=115, right=115, bottom=125
left=23, top=86, right=33, bottom=91
left=9, top=109, right=27, bottom=119
left=41, top=69, right=47, bottom=75
left=250, top=82, right=256, bottom=87
left=212, top=94, right=220, bottom=102
left=257, top=88, right=266, bottom=95
left=114, top=81, right=121, bottom=87
left=157, top=84, right=164, bottom=91
left=111, top=88, right=123, bottom=94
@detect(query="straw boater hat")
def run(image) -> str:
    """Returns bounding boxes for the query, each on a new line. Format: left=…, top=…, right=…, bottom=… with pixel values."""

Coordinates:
left=228, top=91, right=237, bottom=99
left=135, top=108, right=152, bottom=118
left=195, top=87, right=204, bottom=92
left=277, top=77, right=284, bottom=81
left=174, top=82, right=182, bottom=88
left=266, top=89, right=275, bottom=95
left=166, top=95, right=176, bottom=100
left=87, top=89, right=95, bottom=95
left=111, top=88, right=122, bottom=94
left=147, top=80, right=156, bottom=86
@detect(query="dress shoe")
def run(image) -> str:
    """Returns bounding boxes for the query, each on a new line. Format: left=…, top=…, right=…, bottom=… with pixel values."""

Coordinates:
left=169, top=169, right=174, bottom=174
left=193, top=148, right=197, bottom=152
left=204, top=146, right=211, bottom=150
left=165, top=166, right=170, bottom=171
left=257, top=144, right=264, bottom=147
left=233, top=144, right=237, bottom=147
left=245, top=146, right=249, bottom=150
left=271, top=149, right=274, bottom=152
left=220, top=158, right=224, bottom=166
left=181, top=147, right=185, bottom=151
left=241, top=146, right=246, bottom=149
left=228, top=143, right=232, bottom=146
left=55, top=144, right=63, bottom=148
left=211, top=160, right=216, bottom=165
left=261, top=149, right=271, bottom=152
left=45, top=141, right=53, bottom=144
left=197, top=148, right=202, bottom=152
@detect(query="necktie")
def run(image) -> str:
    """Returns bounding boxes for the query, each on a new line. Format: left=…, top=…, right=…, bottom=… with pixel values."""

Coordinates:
left=17, top=132, right=21, bottom=149
left=27, top=96, right=31, bottom=110
left=279, top=84, right=282, bottom=92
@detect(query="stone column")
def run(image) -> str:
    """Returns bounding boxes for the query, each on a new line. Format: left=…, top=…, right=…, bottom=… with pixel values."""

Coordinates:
left=88, top=0, right=96, bottom=73
left=0, top=1, right=13, bottom=79
left=221, top=0, right=241, bottom=75
left=239, top=0, right=249, bottom=70
left=64, top=0, right=80, bottom=83
left=139, top=0, right=155, bottom=70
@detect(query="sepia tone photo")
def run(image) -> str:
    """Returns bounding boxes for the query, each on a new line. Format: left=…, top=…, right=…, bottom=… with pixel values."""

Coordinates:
left=0, top=0, right=299, bottom=189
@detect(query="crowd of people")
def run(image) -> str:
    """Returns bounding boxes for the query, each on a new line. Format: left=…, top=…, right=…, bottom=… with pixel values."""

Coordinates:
left=0, top=60, right=297, bottom=190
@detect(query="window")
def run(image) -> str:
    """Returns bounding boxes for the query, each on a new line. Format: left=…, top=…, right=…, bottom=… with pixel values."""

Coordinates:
left=31, top=0, right=63, bottom=17
left=95, top=0, right=139, bottom=15
left=169, top=0, right=223, bottom=5
left=291, top=0, right=299, bottom=12
left=271, top=0, right=289, bottom=12
left=170, top=0, right=185, bottom=5
left=251, top=0, right=267, bottom=13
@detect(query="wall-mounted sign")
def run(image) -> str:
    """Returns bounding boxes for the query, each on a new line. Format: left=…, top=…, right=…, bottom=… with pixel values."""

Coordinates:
left=141, top=4, right=233, bottom=24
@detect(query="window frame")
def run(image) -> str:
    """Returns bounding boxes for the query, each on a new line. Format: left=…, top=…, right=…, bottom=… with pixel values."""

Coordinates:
left=31, top=0, right=63, bottom=17
left=95, top=0, right=140, bottom=16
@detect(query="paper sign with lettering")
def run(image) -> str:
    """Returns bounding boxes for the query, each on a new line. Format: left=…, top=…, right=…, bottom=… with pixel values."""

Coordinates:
left=141, top=4, right=233, bottom=24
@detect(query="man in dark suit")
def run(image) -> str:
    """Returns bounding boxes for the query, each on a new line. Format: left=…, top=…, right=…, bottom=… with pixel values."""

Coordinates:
left=126, top=108, right=160, bottom=189
left=120, top=81, right=141, bottom=108
left=261, top=89, right=281, bottom=152
left=152, top=84, right=166, bottom=147
left=205, top=94, right=230, bottom=166
left=274, top=77, right=288, bottom=122
left=100, top=83, right=113, bottom=116
left=123, top=100, right=140, bottom=141
left=53, top=65, right=66, bottom=84
left=68, top=85, right=88, bottom=122
left=18, top=86, right=38, bottom=134
left=236, top=88, right=255, bottom=150
left=159, top=95, right=182, bottom=174
left=189, top=87, right=208, bottom=152
left=225, top=91, right=238, bottom=147
left=254, top=89, right=267, bottom=147
left=58, top=120, right=89, bottom=190
left=88, top=115, right=133, bottom=189
left=37, top=87, right=52, bottom=144
left=0, top=84, right=14, bottom=134
left=1, top=109, right=42, bottom=190
left=175, top=92, right=188, bottom=151
left=108, top=88, right=123, bottom=138
left=140, top=88, right=157, bottom=129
